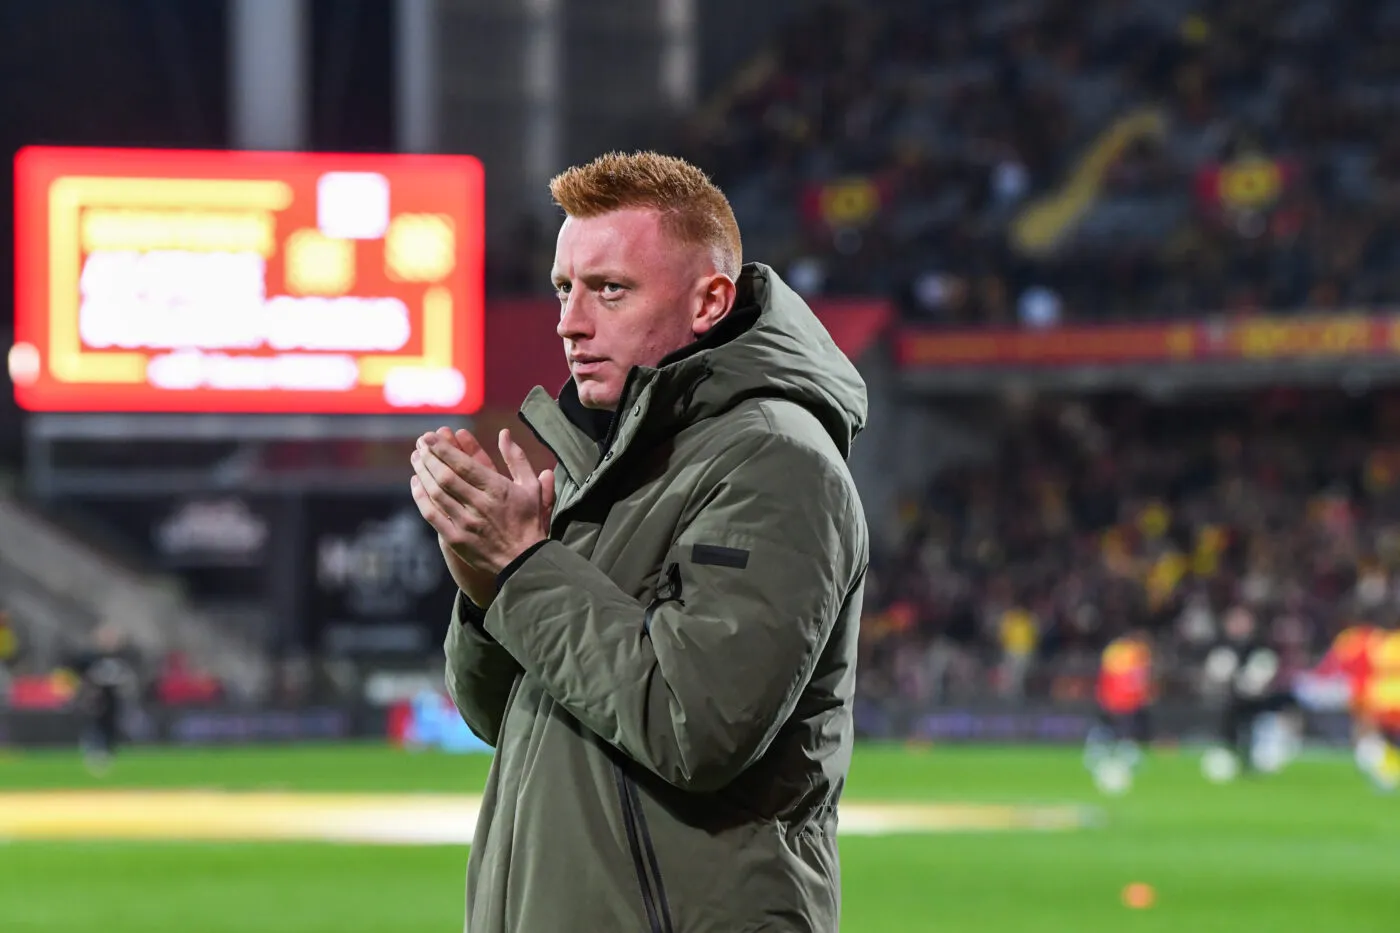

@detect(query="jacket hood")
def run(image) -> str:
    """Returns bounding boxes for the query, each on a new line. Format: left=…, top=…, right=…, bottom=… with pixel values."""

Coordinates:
left=643, top=263, right=868, bottom=458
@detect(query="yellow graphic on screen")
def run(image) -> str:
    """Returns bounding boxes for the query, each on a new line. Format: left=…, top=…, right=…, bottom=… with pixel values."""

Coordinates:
left=48, top=176, right=293, bottom=384
left=81, top=208, right=277, bottom=256
left=385, top=213, right=455, bottom=283
left=285, top=229, right=355, bottom=296
left=358, top=286, right=453, bottom=386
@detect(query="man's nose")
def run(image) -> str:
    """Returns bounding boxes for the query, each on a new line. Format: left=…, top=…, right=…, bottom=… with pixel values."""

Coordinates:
left=557, top=291, right=591, bottom=340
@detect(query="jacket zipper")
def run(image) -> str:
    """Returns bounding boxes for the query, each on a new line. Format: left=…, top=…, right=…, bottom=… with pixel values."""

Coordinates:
left=626, top=775, right=675, bottom=933
left=612, top=762, right=675, bottom=933
left=619, top=564, right=681, bottom=931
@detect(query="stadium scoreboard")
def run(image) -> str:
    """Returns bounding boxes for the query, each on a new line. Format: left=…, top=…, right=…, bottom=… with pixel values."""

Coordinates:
left=11, top=146, right=485, bottom=414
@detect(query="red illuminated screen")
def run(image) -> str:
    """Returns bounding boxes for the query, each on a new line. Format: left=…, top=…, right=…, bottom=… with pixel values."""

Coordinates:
left=11, top=146, right=485, bottom=414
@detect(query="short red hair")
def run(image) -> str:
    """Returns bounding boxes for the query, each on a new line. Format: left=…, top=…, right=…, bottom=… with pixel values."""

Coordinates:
left=549, top=151, right=742, bottom=278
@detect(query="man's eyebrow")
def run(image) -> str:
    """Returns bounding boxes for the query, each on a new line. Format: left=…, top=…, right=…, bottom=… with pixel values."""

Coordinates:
left=554, top=270, right=634, bottom=286
left=584, top=270, right=634, bottom=283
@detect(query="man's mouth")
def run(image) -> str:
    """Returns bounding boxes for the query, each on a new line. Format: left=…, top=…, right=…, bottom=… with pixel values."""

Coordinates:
left=570, top=356, right=607, bottom=375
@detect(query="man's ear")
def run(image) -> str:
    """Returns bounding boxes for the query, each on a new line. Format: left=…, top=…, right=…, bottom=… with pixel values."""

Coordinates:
left=692, top=273, right=738, bottom=337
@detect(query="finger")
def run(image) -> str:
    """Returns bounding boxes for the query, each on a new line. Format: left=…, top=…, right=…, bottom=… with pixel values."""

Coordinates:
left=413, top=449, right=485, bottom=521
left=410, top=475, right=457, bottom=538
left=412, top=452, right=461, bottom=514
left=499, top=428, right=537, bottom=485
left=418, top=429, right=456, bottom=453
left=437, top=426, right=497, bottom=473
left=420, top=434, right=499, bottom=492
left=410, top=477, right=451, bottom=534
left=539, top=468, right=556, bottom=514
left=453, top=429, right=496, bottom=468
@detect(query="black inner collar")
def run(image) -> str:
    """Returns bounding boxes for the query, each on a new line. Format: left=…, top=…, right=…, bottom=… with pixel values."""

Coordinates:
left=557, top=382, right=616, bottom=446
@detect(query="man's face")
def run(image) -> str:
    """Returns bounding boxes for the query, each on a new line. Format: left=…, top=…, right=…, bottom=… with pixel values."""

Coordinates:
left=552, top=208, right=711, bottom=410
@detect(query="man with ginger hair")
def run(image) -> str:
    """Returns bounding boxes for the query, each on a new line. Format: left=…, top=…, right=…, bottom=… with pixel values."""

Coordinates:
left=410, top=151, right=868, bottom=932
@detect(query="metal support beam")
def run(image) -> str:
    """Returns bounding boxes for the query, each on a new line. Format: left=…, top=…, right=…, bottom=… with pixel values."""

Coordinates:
left=658, top=0, right=696, bottom=111
left=522, top=0, right=562, bottom=218
left=395, top=0, right=440, bottom=153
left=228, top=0, right=310, bottom=150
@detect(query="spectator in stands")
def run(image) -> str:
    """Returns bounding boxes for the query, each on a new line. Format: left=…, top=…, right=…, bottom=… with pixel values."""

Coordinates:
left=0, top=609, right=19, bottom=672
left=0, top=609, right=18, bottom=704
left=998, top=601, right=1040, bottom=699
left=155, top=651, right=222, bottom=707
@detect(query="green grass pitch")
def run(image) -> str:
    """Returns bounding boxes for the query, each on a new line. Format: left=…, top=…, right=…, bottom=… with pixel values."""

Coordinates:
left=1, top=742, right=1397, bottom=931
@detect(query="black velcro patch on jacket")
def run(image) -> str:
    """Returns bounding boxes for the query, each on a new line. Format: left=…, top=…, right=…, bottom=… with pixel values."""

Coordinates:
left=690, top=544, right=750, bottom=569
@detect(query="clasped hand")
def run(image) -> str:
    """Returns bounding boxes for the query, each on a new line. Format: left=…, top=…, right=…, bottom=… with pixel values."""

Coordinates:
left=410, top=427, right=555, bottom=579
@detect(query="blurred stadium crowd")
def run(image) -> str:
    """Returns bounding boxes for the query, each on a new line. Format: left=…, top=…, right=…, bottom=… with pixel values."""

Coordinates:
left=857, top=389, right=1400, bottom=707
left=678, top=0, right=1400, bottom=325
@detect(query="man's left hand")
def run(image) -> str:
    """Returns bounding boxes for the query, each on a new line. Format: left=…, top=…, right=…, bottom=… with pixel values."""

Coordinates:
left=411, top=428, right=555, bottom=577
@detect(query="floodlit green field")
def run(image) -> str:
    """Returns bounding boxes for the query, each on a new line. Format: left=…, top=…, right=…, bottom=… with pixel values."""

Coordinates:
left=1, top=742, right=1398, bottom=932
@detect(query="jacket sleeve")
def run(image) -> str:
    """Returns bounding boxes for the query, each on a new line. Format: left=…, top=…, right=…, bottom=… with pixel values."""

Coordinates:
left=444, top=592, right=523, bottom=747
left=482, top=434, right=865, bottom=792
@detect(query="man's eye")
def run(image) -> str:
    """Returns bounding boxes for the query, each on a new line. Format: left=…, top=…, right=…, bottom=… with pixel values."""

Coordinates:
left=554, top=283, right=570, bottom=298
left=602, top=282, right=625, bottom=296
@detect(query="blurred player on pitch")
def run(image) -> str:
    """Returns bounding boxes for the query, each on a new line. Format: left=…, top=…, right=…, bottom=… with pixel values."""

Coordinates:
left=1307, top=611, right=1400, bottom=790
left=1085, top=627, right=1154, bottom=792
left=1199, top=606, right=1302, bottom=781
left=73, top=625, right=139, bottom=776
